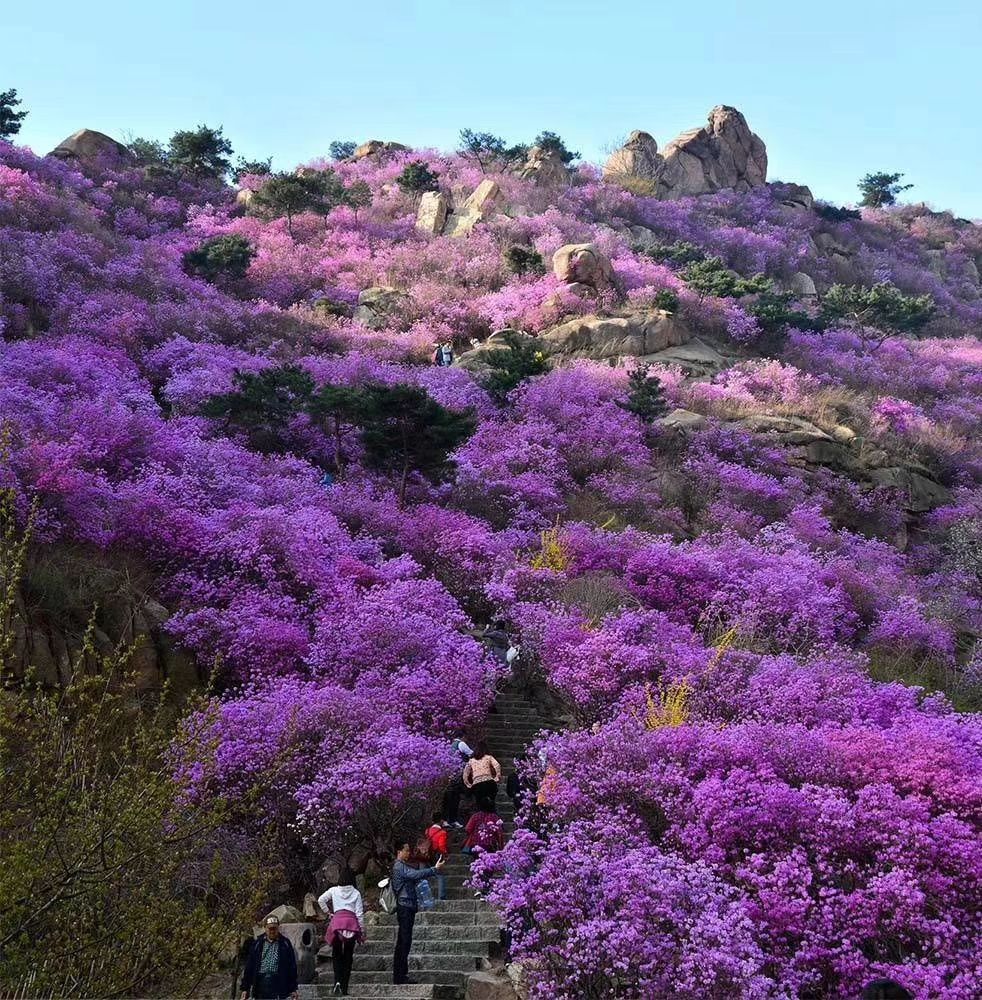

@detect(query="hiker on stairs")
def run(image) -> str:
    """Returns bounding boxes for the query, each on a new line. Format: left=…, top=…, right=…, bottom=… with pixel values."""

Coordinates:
left=443, top=735, right=473, bottom=829
left=317, top=868, right=365, bottom=997
left=461, top=798, right=505, bottom=856
left=425, top=811, right=450, bottom=900
left=463, top=743, right=502, bottom=804
left=391, top=840, right=446, bottom=986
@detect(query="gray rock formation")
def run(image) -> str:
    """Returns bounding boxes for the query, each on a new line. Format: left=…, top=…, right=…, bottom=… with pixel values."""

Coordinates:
left=447, top=179, right=502, bottom=237
left=655, top=106, right=767, bottom=199
left=603, top=130, right=663, bottom=183
left=354, top=286, right=410, bottom=328
left=539, top=310, right=692, bottom=360
left=552, top=243, right=616, bottom=290
left=516, top=145, right=571, bottom=186
left=351, top=139, right=408, bottom=160
left=416, top=190, right=451, bottom=234
left=48, top=129, right=132, bottom=165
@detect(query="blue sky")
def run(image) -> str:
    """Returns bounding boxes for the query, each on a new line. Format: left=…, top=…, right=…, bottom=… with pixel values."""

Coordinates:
left=5, top=0, right=981, bottom=216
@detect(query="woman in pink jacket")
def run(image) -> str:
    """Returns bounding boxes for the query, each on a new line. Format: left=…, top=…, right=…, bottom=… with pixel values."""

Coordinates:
left=462, top=743, right=502, bottom=805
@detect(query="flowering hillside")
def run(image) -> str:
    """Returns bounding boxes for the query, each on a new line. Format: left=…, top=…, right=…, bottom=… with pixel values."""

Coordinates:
left=1, top=118, right=980, bottom=999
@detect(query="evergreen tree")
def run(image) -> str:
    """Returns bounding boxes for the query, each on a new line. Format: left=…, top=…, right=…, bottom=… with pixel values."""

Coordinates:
left=395, top=161, right=440, bottom=196
left=682, top=256, right=772, bottom=299
left=329, top=140, right=357, bottom=161
left=616, top=362, right=668, bottom=425
left=305, top=384, right=368, bottom=475
left=167, top=125, right=233, bottom=179
left=858, top=171, right=913, bottom=209
left=503, top=244, right=545, bottom=276
left=183, top=234, right=256, bottom=285
left=342, top=179, right=372, bottom=218
left=200, top=365, right=315, bottom=454
left=357, top=384, right=476, bottom=505
left=532, top=130, right=579, bottom=164
left=127, top=136, right=167, bottom=167
left=252, top=171, right=348, bottom=234
left=821, top=281, right=934, bottom=336
left=231, top=156, right=272, bottom=183
left=458, top=129, right=507, bottom=173
left=481, top=333, right=551, bottom=403
left=0, top=88, right=28, bottom=140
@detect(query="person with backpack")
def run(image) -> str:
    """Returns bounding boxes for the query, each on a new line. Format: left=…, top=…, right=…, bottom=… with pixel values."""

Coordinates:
left=463, top=743, right=502, bottom=804
left=425, top=812, right=449, bottom=900
left=317, top=868, right=365, bottom=997
left=461, top=798, right=505, bottom=855
left=390, top=841, right=445, bottom=985
left=442, top=736, right=473, bottom=829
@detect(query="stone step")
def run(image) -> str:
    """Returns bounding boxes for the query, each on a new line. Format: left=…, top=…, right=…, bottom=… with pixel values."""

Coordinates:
left=350, top=971, right=469, bottom=987
left=342, top=955, right=482, bottom=973
left=377, top=911, right=498, bottom=928
left=333, top=934, right=497, bottom=955
left=300, top=985, right=455, bottom=999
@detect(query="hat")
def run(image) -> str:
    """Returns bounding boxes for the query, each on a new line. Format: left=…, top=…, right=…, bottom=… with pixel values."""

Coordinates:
left=264, top=915, right=280, bottom=926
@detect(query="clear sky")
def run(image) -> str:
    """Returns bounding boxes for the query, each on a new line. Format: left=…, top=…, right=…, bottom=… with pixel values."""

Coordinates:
left=4, top=0, right=981, bottom=216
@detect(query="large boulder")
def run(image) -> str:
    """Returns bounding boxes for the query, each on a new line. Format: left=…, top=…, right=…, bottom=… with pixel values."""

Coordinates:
left=552, top=243, right=617, bottom=291
left=351, top=139, right=408, bottom=160
left=789, top=271, right=818, bottom=299
left=516, top=145, right=571, bottom=186
left=660, top=408, right=708, bottom=433
left=466, top=971, right=519, bottom=1000
left=870, top=467, right=952, bottom=513
left=603, top=130, right=663, bottom=183
left=354, top=286, right=410, bottom=328
left=416, top=190, right=450, bottom=234
left=48, top=129, right=132, bottom=166
left=447, top=179, right=502, bottom=237
left=655, top=106, right=767, bottom=199
left=539, top=310, right=692, bottom=360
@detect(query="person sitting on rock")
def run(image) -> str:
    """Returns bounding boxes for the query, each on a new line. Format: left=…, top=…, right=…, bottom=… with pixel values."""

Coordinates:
left=240, top=915, right=299, bottom=1000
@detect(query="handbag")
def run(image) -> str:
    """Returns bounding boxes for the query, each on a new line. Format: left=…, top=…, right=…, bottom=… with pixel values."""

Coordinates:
left=378, top=876, right=397, bottom=914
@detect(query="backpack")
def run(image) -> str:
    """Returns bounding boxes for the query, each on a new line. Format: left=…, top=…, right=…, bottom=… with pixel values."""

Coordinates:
left=471, top=813, right=504, bottom=853
left=378, top=877, right=396, bottom=914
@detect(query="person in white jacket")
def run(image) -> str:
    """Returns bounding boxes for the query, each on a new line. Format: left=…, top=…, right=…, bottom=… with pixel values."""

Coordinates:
left=318, top=869, right=365, bottom=997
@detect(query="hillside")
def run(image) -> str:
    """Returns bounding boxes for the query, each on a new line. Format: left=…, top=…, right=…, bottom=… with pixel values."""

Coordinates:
left=1, top=107, right=980, bottom=999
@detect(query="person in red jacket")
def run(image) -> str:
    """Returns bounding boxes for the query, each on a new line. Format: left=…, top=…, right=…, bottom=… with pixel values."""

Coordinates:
left=425, top=811, right=449, bottom=899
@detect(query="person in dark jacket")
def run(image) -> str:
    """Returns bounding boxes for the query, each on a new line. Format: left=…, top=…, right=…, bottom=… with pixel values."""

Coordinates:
left=240, top=915, right=299, bottom=1000
left=391, top=840, right=445, bottom=985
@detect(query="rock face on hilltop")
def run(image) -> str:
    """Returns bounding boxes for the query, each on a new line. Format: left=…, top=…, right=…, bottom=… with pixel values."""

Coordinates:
left=605, top=107, right=767, bottom=199
left=515, top=144, right=571, bottom=186
left=603, top=130, right=663, bottom=183
left=656, top=105, right=767, bottom=198
left=351, top=139, right=408, bottom=161
left=48, top=129, right=132, bottom=165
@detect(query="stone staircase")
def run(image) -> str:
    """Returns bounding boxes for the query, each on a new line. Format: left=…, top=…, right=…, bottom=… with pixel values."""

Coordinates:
left=299, top=689, right=547, bottom=1000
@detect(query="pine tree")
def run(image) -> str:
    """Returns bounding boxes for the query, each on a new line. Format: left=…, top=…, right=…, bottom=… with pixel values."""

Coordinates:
left=480, top=333, right=550, bottom=403
left=0, top=88, right=28, bottom=140
left=357, top=384, right=476, bottom=505
left=616, top=362, right=668, bottom=425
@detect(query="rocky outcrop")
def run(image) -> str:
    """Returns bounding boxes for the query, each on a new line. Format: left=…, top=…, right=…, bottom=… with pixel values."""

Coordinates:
left=447, top=179, right=502, bottom=237
left=351, top=139, right=408, bottom=161
left=516, top=145, right=571, bottom=186
left=354, top=286, right=410, bottom=328
left=416, top=190, right=450, bottom=234
left=660, top=408, right=708, bottom=433
left=466, top=971, right=520, bottom=1000
left=789, top=271, right=818, bottom=299
left=774, top=182, right=814, bottom=211
left=603, top=130, right=663, bottom=183
left=552, top=243, right=617, bottom=291
left=870, top=466, right=952, bottom=513
left=655, top=106, right=767, bottom=199
left=539, top=310, right=692, bottom=360
left=48, top=129, right=132, bottom=165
